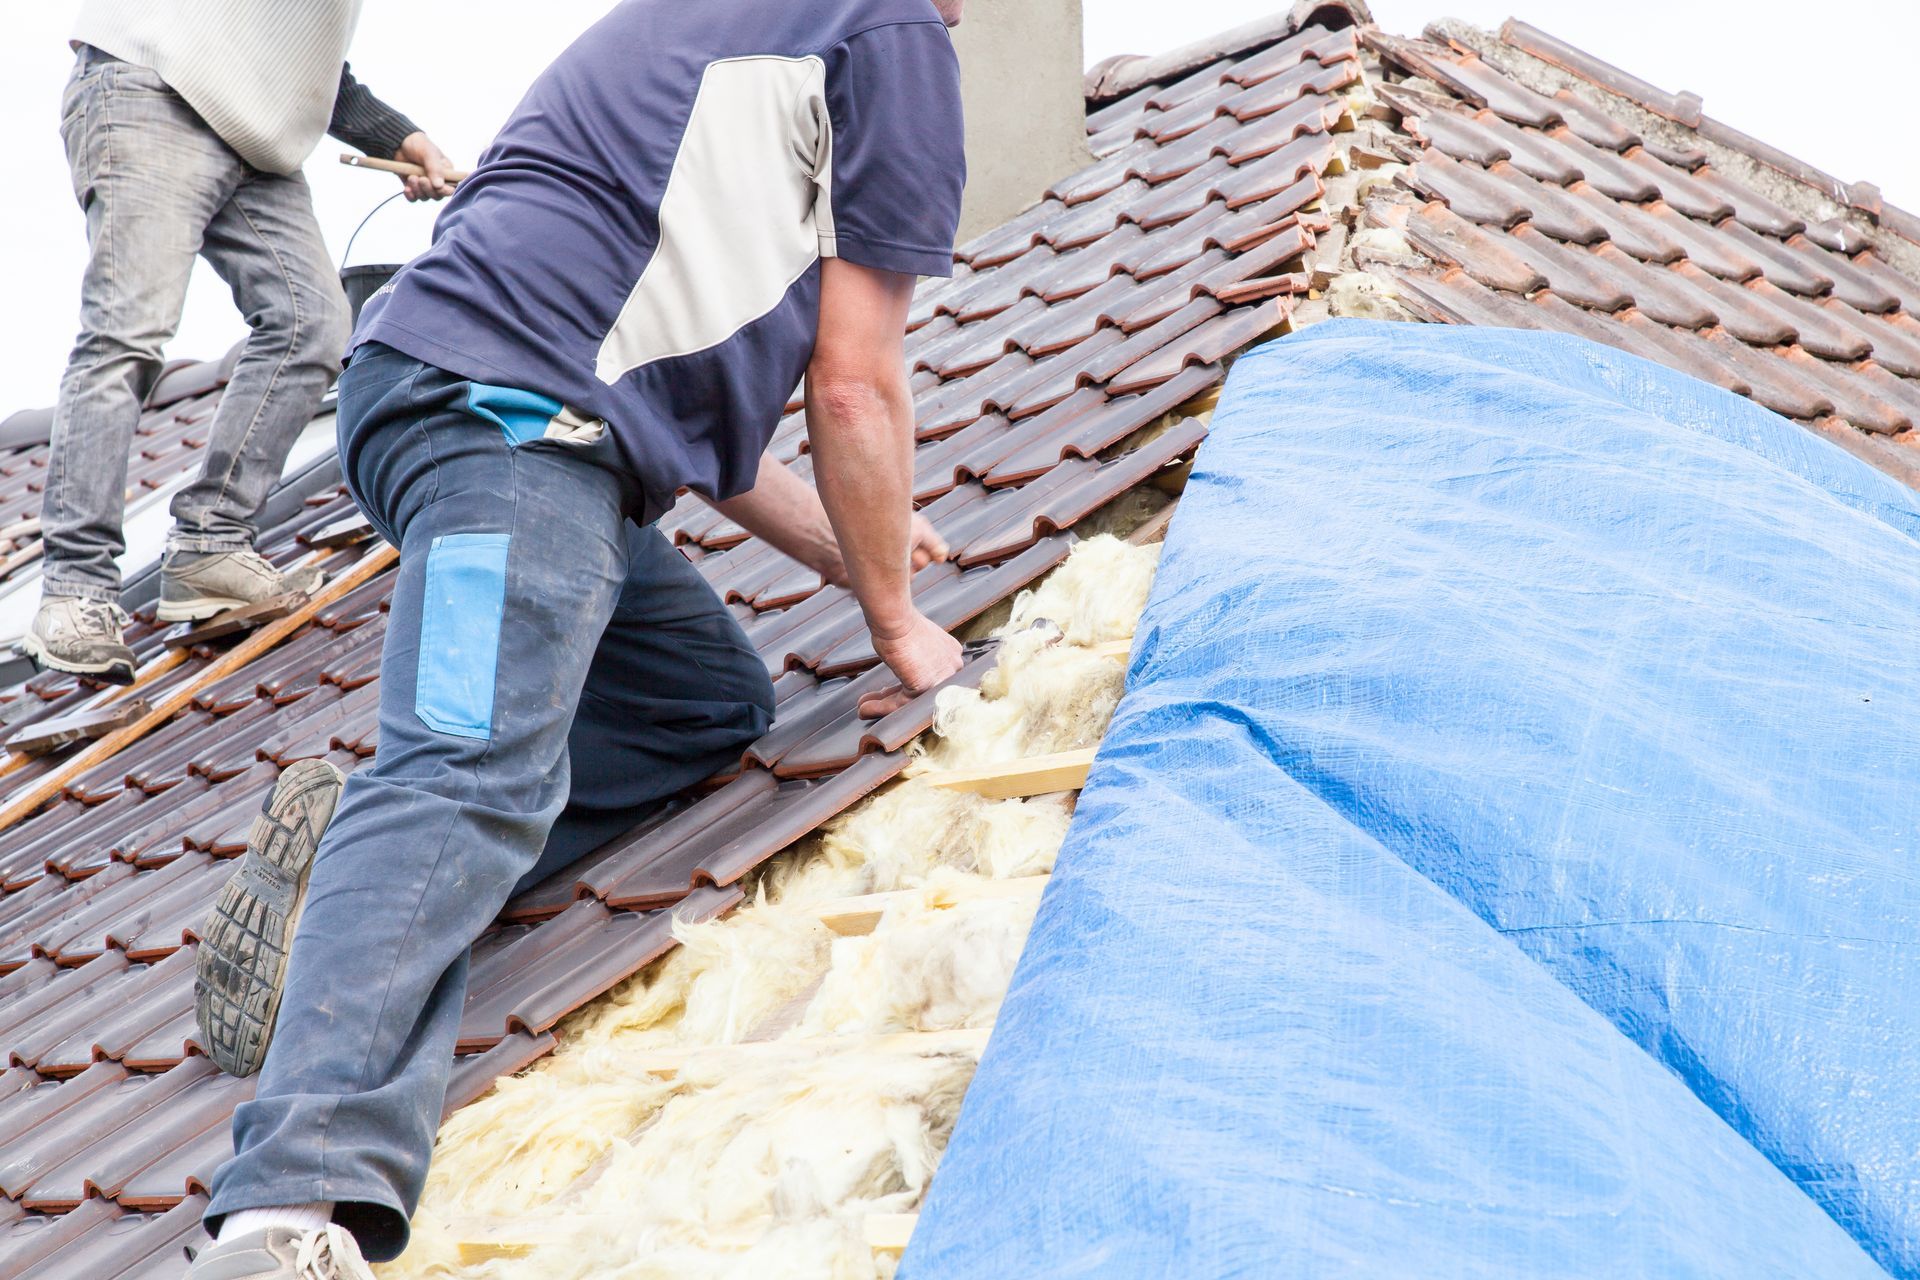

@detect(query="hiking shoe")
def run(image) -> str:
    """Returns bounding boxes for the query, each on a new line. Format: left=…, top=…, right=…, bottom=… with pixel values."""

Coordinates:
left=185, top=1224, right=375, bottom=1279
left=196, top=758, right=345, bottom=1077
left=158, top=548, right=325, bottom=623
left=17, top=594, right=135, bottom=684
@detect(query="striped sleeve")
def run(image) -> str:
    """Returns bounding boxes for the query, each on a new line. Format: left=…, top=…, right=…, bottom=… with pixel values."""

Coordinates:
left=328, top=62, right=420, bottom=158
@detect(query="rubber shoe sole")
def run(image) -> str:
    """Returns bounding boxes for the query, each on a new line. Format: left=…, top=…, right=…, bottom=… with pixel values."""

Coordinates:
left=155, top=592, right=254, bottom=623
left=195, top=758, right=345, bottom=1077
left=16, top=631, right=135, bottom=685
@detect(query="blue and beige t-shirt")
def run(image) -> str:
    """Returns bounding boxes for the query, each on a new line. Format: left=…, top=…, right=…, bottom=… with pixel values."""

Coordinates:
left=351, top=0, right=965, bottom=519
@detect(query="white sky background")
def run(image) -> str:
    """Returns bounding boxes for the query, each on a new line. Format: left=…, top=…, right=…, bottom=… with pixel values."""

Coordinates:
left=0, top=0, right=1914, bottom=413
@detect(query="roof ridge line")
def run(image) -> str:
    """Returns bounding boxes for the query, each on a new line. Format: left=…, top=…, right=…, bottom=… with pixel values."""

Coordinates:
left=1084, top=0, right=1372, bottom=104
left=1445, top=17, right=1920, bottom=260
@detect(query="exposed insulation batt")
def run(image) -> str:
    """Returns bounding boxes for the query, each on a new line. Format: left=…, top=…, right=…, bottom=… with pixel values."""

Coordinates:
left=1347, top=225, right=1418, bottom=263
left=801, top=880, right=1044, bottom=1037
left=378, top=535, right=1162, bottom=1280
left=1353, top=160, right=1407, bottom=202
left=1328, top=270, right=1414, bottom=320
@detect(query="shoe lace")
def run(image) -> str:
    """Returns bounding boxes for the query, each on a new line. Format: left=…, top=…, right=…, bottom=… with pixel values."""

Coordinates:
left=292, top=1225, right=374, bottom=1280
left=72, top=599, right=129, bottom=632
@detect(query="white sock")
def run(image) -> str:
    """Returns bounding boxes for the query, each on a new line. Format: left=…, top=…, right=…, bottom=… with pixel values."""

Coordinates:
left=219, top=1202, right=335, bottom=1242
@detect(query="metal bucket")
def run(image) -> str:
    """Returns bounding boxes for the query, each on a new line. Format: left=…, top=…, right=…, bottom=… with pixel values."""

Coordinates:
left=339, top=263, right=401, bottom=326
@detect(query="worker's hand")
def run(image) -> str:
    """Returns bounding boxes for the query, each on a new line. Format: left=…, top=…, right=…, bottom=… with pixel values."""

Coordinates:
left=860, top=610, right=963, bottom=718
left=820, top=512, right=949, bottom=589
left=907, top=513, right=950, bottom=572
left=394, top=132, right=456, bottom=201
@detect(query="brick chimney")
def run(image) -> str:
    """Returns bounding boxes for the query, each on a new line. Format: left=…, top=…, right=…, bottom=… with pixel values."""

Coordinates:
left=950, top=0, right=1095, bottom=242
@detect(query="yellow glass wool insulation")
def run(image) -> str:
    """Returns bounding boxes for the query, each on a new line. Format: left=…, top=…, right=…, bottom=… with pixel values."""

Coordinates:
left=1347, top=225, right=1417, bottom=263
left=399, top=893, right=844, bottom=1229
left=424, top=1047, right=977, bottom=1280
left=1001, top=533, right=1159, bottom=647
left=413, top=1047, right=681, bottom=1221
left=919, top=632, right=1125, bottom=771
left=1327, top=270, right=1412, bottom=321
left=376, top=534, right=1165, bottom=1280
left=799, top=878, right=1045, bottom=1037
left=811, top=782, right=1074, bottom=890
left=1353, top=160, right=1407, bottom=203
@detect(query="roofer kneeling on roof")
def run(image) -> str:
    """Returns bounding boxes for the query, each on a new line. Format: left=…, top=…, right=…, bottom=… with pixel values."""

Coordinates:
left=22, top=1, right=455, bottom=685
left=182, top=1, right=969, bottom=1275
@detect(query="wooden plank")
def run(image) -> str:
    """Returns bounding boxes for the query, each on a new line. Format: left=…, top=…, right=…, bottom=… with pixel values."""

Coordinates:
left=1127, top=499, right=1178, bottom=546
left=919, top=747, right=1096, bottom=801
left=0, top=542, right=44, bottom=579
left=307, top=513, right=377, bottom=550
left=454, top=1212, right=919, bottom=1264
left=162, top=592, right=306, bottom=649
left=456, top=1217, right=602, bottom=1264
left=633, top=1027, right=993, bottom=1080
left=1150, top=458, right=1192, bottom=495
left=739, top=973, right=826, bottom=1043
left=0, top=545, right=397, bottom=835
left=865, top=1213, right=918, bottom=1251
left=1180, top=385, right=1222, bottom=418
left=2, top=652, right=181, bottom=778
left=0, top=649, right=195, bottom=791
left=1, top=698, right=150, bottom=757
left=814, top=875, right=1050, bottom=937
left=107, top=647, right=191, bottom=701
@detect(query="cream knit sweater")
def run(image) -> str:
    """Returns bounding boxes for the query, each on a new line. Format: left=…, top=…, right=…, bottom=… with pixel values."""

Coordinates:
left=72, top=0, right=365, bottom=174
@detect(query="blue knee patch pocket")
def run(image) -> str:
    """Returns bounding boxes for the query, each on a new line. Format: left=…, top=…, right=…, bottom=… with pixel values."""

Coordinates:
left=417, top=533, right=510, bottom=740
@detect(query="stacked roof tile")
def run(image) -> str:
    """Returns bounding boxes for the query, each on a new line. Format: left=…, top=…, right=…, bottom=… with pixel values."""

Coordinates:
left=1356, top=21, right=1920, bottom=486
left=2, top=6, right=1918, bottom=1273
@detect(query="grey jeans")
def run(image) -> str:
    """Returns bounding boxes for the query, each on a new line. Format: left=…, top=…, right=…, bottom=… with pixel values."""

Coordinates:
left=41, top=47, right=351, bottom=602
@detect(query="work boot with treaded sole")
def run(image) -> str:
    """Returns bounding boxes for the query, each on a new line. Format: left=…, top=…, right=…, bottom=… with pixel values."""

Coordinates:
left=196, top=758, right=345, bottom=1077
left=184, top=1224, right=376, bottom=1279
left=17, top=595, right=135, bottom=684
left=159, top=548, right=325, bottom=623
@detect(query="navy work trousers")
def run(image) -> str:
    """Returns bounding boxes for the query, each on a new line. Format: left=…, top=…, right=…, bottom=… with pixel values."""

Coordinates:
left=205, top=343, right=775, bottom=1258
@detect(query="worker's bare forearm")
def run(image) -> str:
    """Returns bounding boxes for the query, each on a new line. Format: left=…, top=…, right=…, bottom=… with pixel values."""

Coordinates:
left=806, top=373, right=917, bottom=637
left=707, top=455, right=847, bottom=585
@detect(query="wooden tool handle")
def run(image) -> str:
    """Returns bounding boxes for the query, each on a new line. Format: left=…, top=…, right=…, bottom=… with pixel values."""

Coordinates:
left=339, top=153, right=472, bottom=184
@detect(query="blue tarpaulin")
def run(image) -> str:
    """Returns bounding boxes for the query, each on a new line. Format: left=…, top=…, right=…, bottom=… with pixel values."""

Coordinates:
left=902, top=321, right=1920, bottom=1279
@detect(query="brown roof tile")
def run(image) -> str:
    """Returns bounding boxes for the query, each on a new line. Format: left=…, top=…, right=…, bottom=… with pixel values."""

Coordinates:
left=1502, top=226, right=1631, bottom=311
left=1407, top=105, right=1512, bottom=168
left=1638, top=203, right=1759, bottom=280
left=1779, top=349, right=1911, bottom=435
left=1696, top=331, right=1837, bottom=420
left=1610, top=314, right=1752, bottom=397
left=1392, top=265, right=1550, bottom=330
left=1401, top=201, right=1547, bottom=294
left=1588, top=247, right=1716, bottom=329
left=1404, top=153, right=1529, bottom=228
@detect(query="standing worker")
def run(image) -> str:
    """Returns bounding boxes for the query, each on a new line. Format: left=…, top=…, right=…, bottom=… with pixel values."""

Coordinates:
left=23, top=1, right=455, bottom=684
left=185, top=0, right=968, bottom=1276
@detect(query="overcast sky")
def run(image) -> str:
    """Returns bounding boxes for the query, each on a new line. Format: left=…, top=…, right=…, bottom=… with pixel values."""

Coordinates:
left=1, top=1, right=1914, bottom=413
